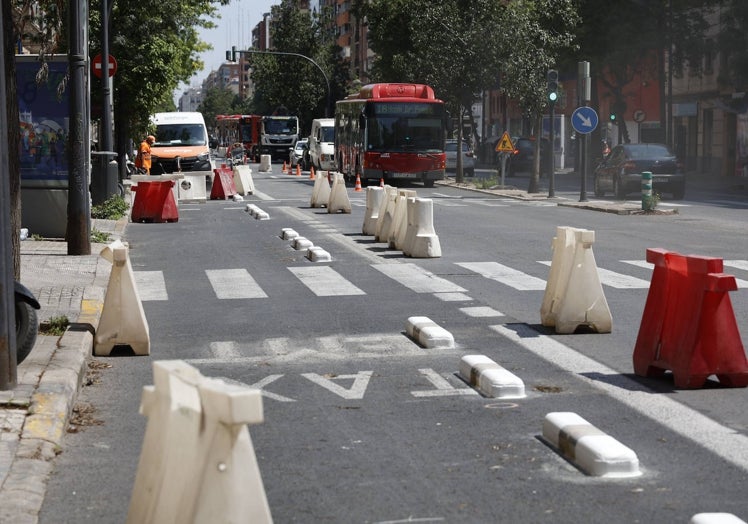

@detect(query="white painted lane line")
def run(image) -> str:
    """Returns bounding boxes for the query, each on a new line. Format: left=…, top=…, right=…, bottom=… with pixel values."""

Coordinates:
left=411, top=368, right=478, bottom=398
left=372, top=263, right=467, bottom=293
left=491, top=323, right=748, bottom=473
left=460, top=306, right=504, bottom=317
left=206, top=268, right=268, bottom=299
left=725, top=260, right=748, bottom=272
left=288, top=266, right=366, bottom=296
left=537, top=260, right=650, bottom=289
left=457, top=261, right=546, bottom=291
left=134, top=270, right=168, bottom=301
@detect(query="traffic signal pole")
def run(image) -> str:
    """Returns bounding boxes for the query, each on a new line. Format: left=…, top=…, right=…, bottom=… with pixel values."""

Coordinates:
left=547, top=70, right=558, bottom=198
left=578, top=61, right=591, bottom=202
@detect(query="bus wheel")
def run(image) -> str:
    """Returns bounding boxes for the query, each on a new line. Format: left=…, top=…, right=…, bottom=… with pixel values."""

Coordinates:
left=423, top=179, right=435, bottom=188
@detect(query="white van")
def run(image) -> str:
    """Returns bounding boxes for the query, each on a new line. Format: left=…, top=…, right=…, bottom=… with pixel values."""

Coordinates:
left=308, top=118, right=335, bottom=171
left=149, top=112, right=212, bottom=174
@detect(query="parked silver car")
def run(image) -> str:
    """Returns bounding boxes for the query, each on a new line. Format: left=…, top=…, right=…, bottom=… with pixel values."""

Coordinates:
left=445, top=139, right=475, bottom=177
left=289, top=139, right=308, bottom=168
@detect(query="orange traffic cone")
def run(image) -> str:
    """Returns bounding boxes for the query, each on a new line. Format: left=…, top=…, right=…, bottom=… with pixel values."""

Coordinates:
left=282, top=161, right=288, bottom=174
left=354, top=173, right=363, bottom=192
left=296, top=164, right=301, bottom=177
left=310, top=166, right=316, bottom=180
left=379, top=177, right=385, bottom=187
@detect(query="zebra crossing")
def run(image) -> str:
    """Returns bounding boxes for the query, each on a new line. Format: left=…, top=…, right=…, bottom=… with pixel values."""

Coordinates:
left=133, top=257, right=748, bottom=302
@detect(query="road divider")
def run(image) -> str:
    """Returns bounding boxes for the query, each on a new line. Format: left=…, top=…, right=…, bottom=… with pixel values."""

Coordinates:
left=362, top=186, right=384, bottom=235
left=307, top=246, right=332, bottom=262
left=542, top=412, right=640, bottom=478
left=310, top=170, right=331, bottom=208
left=406, top=316, right=454, bottom=349
left=328, top=172, right=352, bottom=213
left=280, top=228, right=299, bottom=240
left=292, top=237, right=313, bottom=250
left=458, top=355, right=525, bottom=398
left=245, top=204, right=269, bottom=220
left=210, top=165, right=238, bottom=200
left=540, top=226, right=611, bottom=334
left=233, top=164, right=255, bottom=195
left=402, top=198, right=441, bottom=258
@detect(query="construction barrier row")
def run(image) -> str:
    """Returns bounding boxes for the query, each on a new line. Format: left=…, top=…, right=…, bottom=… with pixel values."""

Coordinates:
left=131, top=179, right=179, bottom=223
left=361, top=186, right=441, bottom=258
left=126, top=360, right=272, bottom=524
left=246, top=204, right=269, bottom=220
left=279, top=228, right=332, bottom=262
left=633, top=248, right=748, bottom=388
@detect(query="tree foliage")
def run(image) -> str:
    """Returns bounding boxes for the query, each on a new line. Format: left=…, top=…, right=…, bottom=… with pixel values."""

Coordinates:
left=197, top=86, right=243, bottom=134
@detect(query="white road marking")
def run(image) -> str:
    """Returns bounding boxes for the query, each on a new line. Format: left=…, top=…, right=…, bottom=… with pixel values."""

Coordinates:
left=624, top=259, right=748, bottom=288
left=460, top=306, right=504, bottom=317
left=247, top=374, right=296, bottom=403
left=206, top=268, right=268, bottom=299
left=134, top=271, right=168, bottom=301
left=410, top=368, right=478, bottom=398
left=491, top=323, right=748, bottom=473
left=301, top=371, right=373, bottom=399
left=288, top=266, right=366, bottom=296
left=537, top=260, right=650, bottom=289
left=372, top=263, right=466, bottom=293
left=457, top=261, right=546, bottom=291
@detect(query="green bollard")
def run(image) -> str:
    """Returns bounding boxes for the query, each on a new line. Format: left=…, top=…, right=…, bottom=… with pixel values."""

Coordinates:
left=641, top=171, right=653, bottom=210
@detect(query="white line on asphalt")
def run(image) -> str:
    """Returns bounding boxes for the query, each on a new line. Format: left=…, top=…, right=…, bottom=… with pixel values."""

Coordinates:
left=491, top=323, right=748, bottom=473
left=288, top=266, right=366, bottom=296
left=411, top=368, right=478, bottom=398
left=457, top=261, right=547, bottom=291
left=301, top=371, right=373, bottom=399
left=206, top=268, right=268, bottom=299
left=133, top=270, right=168, bottom=301
left=252, top=189, right=276, bottom=200
left=624, top=259, right=748, bottom=288
left=537, top=260, right=650, bottom=289
left=372, top=263, right=467, bottom=293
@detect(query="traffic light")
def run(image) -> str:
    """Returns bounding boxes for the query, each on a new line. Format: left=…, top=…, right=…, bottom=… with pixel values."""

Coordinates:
left=610, top=113, right=617, bottom=122
left=232, top=46, right=237, bottom=62
left=547, top=69, right=559, bottom=105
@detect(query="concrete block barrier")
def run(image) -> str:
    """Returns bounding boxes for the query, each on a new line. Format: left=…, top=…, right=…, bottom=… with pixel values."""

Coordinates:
left=233, top=164, right=255, bottom=195
left=245, top=204, right=269, bottom=220
left=459, top=355, right=526, bottom=399
left=362, top=186, right=384, bottom=235
left=292, top=237, right=314, bottom=250
left=310, top=170, right=331, bottom=208
left=328, top=172, right=352, bottom=213
left=375, top=187, right=398, bottom=242
left=542, top=412, right=641, bottom=478
left=392, top=190, right=417, bottom=249
left=690, top=514, right=747, bottom=524
left=402, top=198, right=442, bottom=258
left=374, top=186, right=396, bottom=241
left=307, top=246, right=332, bottom=262
left=95, top=240, right=150, bottom=356
left=126, top=360, right=272, bottom=524
left=406, top=316, right=455, bottom=349
left=540, top=226, right=611, bottom=334
left=280, top=228, right=299, bottom=241
left=177, top=173, right=208, bottom=203
left=259, top=154, right=272, bottom=172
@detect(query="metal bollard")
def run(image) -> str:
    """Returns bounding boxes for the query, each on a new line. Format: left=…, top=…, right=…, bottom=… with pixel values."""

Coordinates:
left=641, top=171, right=653, bottom=210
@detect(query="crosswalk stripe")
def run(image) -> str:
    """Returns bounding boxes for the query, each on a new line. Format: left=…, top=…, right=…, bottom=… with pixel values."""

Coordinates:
left=206, top=268, right=268, bottom=299
left=372, top=262, right=466, bottom=293
left=457, top=261, right=546, bottom=291
left=134, top=271, right=168, bottom=301
left=537, top=261, right=650, bottom=289
left=288, top=266, right=366, bottom=296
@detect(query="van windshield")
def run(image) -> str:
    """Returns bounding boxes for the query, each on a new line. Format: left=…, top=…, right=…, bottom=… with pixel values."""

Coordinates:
left=154, top=124, right=207, bottom=146
left=320, top=126, right=335, bottom=142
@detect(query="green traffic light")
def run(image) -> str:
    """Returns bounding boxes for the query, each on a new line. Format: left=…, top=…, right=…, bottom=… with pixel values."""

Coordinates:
left=610, top=114, right=616, bottom=121
left=549, top=92, right=558, bottom=102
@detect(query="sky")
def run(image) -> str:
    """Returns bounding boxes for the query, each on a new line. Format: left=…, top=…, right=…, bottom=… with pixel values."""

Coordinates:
left=173, top=0, right=277, bottom=102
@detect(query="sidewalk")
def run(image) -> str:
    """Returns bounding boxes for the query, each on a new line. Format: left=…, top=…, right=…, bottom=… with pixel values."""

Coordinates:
left=0, top=215, right=127, bottom=524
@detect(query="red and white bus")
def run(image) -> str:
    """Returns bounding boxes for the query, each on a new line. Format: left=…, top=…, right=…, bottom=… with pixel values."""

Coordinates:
left=335, top=83, right=446, bottom=187
left=214, top=114, right=262, bottom=159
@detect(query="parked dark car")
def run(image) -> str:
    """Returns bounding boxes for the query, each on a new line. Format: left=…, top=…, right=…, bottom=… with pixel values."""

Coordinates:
left=593, top=143, right=685, bottom=199
left=506, top=137, right=551, bottom=176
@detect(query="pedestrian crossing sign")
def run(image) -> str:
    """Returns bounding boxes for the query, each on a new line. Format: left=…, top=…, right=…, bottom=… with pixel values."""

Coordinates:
left=496, top=132, right=514, bottom=152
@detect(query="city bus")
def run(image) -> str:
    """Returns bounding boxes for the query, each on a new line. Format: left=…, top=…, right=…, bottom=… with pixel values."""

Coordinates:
left=335, top=83, right=446, bottom=187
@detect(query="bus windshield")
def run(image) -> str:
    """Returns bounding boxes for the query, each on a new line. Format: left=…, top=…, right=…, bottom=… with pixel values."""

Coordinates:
left=366, top=102, right=444, bottom=153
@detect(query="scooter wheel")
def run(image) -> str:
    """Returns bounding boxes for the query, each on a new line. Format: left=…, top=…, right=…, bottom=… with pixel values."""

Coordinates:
left=15, top=301, right=38, bottom=364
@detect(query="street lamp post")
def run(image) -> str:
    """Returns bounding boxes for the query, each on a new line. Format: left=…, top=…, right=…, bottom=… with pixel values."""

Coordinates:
left=234, top=48, right=331, bottom=117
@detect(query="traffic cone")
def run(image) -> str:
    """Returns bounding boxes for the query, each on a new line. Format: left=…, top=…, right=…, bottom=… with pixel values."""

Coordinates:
left=379, top=177, right=385, bottom=187
left=354, top=173, right=363, bottom=192
left=282, top=161, right=288, bottom=174
left=296, top=164, right=301, bottom=177
left=310, top=166, right=316, bottom=180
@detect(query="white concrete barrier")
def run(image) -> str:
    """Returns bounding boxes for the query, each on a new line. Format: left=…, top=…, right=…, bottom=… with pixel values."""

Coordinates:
left=95, top=240, right=150, bottom=356
left=233, top=164, right=255, bottom=195
left=540, top=226, right=612, bottom=334
left=542, top=412, right=640, bottom=478
left=402, top=198, right=441, bottom=258
left=362, top=186, right=384, bottom=235
left=177, top=173, right=208, bottom=203
left=406, top=316, right=454, bottom=349
left=307, top=246, right=332, bottom=262
left=292, top=237, right=314, bottom=250
left=126, top=360, right=272, bottom=524
left=375, top=187, right=398, bottom=242
left=691, top=514, right=747, bottom=524
left=392, top=190, right=417, bottom=249
left=459, top=355, right=525, bottom=399
left=374, top=186, right=396, bottom=241
left=259, top=154, right=272, bottom=172
left=310, top=170, right=331, bottom=208
left=245, top=204, right=270, bottom=220
left=280, top=228, right=299, bottom=240
left=328, top=172, right=352, bottom=214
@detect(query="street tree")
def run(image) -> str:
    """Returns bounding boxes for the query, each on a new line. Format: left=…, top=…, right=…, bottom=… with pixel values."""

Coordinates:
left=198, top=86, right=243, bottom=135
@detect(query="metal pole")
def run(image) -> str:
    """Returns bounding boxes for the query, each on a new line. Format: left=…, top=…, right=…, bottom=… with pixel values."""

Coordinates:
left=0, top=1, right=18, bottom=389
left=579, top=61, right=590, bottom=202
left=100, top=0, right=112, bottom=153
left=67, top=0, right=91, bottom=255
left=548, top=104, right=555, bottom=197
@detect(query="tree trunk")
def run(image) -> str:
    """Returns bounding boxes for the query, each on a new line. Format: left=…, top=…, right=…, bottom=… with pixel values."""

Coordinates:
left=4, top=1, right=21, bottom=280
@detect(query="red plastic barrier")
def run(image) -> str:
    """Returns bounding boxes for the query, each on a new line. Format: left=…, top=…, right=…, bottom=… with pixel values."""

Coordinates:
left=210, top=165, right=237, bottom=200
left=633, top=248, right=748, bottom=388
left=131, top=181, right=178, bottom=223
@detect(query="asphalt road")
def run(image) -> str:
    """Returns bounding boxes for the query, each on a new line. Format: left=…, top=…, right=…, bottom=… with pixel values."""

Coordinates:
left=40, top=163, right=748, bottom=523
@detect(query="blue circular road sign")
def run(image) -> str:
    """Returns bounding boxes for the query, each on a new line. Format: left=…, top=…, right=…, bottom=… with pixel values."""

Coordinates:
left=571, top=106, right=599, bottom=135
